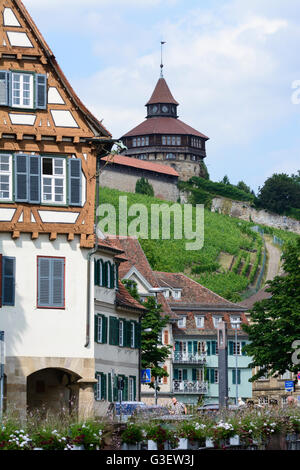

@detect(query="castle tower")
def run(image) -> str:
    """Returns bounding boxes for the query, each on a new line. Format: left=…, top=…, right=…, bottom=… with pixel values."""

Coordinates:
left=120, top=74, right=210, bottom=181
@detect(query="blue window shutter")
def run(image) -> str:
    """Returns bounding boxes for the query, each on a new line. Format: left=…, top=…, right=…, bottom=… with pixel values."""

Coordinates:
left=15, top=154, right=28, bottom=202
left=68, top=158, right=82, bottom=206
left=38, top=257, right=51, bottom=307
left=35, top=74, right=47, bottom=109
left=29, top=155, right=41, bottom=204
left=52, top=258, right=64, bottom=307
left=2, top=257, right=15, bottom=306
left=0, top=71, right=10, bottom=106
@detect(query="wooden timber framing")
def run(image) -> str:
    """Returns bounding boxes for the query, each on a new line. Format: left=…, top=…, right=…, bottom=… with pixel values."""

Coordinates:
left=0, top=0, right=112, bottom=248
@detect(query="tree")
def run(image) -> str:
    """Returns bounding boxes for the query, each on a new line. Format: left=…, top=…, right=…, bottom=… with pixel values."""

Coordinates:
left=122, top=280, right=171, bottom=388
left=242, top=238, right=300, bottom=381
left=135, top=177, right=154, bottom=197
left=257, top=173, right=300, bottom=215
left=236, top=180, right=252, bottom=194
left=220, top=175, right=230, bottom=185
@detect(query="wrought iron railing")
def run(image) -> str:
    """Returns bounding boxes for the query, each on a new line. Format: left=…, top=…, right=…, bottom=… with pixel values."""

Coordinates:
left=172, top=352, right=206, bottom=364
left=172, top=380, right=208, bottom=394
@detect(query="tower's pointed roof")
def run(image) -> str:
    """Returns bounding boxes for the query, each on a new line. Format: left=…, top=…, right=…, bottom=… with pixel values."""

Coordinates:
left=146, top=77, right=179, bottom=106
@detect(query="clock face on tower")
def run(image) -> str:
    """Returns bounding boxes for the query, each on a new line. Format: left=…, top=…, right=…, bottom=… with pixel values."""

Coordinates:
left=162, top=105, right=169, bottom=113
left=152, top=105, right=158, bottom=113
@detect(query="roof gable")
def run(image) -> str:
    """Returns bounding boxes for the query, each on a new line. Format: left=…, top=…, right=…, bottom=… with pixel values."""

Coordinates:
left=0, top=0, right=111, bottom=138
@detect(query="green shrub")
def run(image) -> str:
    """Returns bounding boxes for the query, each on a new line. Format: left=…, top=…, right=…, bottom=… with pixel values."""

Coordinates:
left=135, top=177, right=154, bottom=197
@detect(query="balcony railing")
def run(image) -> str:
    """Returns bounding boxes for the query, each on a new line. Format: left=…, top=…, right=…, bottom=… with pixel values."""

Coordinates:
left=173, top=380, right=208, bottom=394
left=172, top=352, right=206, bottom=364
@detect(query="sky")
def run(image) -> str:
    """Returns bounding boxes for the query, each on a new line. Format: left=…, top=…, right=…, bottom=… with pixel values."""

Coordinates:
left=23, top=0, right=300, bottom=193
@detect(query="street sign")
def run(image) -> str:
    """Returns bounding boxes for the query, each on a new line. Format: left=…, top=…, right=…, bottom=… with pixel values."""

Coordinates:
left=141, top=369, right=151, bottom=384
left=285, top=380, right=295, bottom=392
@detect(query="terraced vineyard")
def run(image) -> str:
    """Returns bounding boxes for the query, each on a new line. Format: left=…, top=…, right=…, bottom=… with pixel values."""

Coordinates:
left=99, top=187, right=298, bottom=301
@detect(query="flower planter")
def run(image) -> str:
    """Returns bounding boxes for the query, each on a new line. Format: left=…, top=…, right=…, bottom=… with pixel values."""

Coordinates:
left=148, top=440, right=157, bottom=450
left=121, top=443, right=142, bottom=451
left=69, top=445, right=85, bottom=450
left=188, top=440, right=200, bottom=450
left=205, top=438, right=214, bottom=448
left=230, top=435, right=240, bottom=446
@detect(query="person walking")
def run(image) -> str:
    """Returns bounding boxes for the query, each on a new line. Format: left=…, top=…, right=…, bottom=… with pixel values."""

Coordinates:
left=169, top=397, right=187, bottom=415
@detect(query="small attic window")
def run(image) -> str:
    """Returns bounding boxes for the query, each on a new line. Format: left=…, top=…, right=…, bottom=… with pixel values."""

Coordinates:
left=177, top=316, right=186, bottom=328
left=172, top=290, right=181, bottom=300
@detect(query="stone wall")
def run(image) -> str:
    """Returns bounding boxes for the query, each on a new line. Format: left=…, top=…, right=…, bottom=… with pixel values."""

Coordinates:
left=100, top=164, right=180, bottom=202
left=211, top=197, right=300, bottom=234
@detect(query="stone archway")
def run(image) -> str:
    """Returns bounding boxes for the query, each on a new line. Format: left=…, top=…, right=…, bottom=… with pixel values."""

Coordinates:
left=26, top=368, right=81, bottom=416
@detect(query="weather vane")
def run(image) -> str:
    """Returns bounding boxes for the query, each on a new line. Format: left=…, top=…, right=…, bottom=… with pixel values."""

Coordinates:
left=160, top=41, right=166, bottom=78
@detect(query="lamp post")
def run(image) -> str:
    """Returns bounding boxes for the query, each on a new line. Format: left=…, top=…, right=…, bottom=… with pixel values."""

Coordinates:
left=139, top=328, right=152, bottom=402
left=217, top=321, right=228, bottom=409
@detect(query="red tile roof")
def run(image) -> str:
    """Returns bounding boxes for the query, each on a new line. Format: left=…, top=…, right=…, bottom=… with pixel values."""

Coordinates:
left=239, top=288, right=272, bottom=310
left=155, top=272, right=246, bottom=310
left=122, top=117, right=209, bottom=139
left=172, top=311, right=249, bottom=337
left=146, top=78, right=179, bottom=106
left=116, top=281, right=146, bottom=312
left=101, top=154, right=179, bottom=177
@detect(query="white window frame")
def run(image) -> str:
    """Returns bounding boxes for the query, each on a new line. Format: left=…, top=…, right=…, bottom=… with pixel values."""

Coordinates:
left=97, top=316, right=103, bottom=343
left=0, top=154, right=13, bottom=201
left=130, top=322, right=135, bottom=348
left=41, top=156, right=66, bottom=205
left=196, top=369, right=204, bottom=381
left=231, top=316, right=241, bottom=329
left=12, top=72, right=34, bottom=109
left=198, top=341, right=206, bottom=355
left=96, top=374, right=102, bottom=401
left=233, top=341, right=242, bottom=356
left=119, top=320, right=124, bottom=347
left=213, top=316, right=222, bottom=328
left=177, top=317, right=186, bottom=328
left=172, top=290, right=181, bottom=300
left=195, top=316, right=204, bottom=328
left=129, top=377, right=135, bottom=401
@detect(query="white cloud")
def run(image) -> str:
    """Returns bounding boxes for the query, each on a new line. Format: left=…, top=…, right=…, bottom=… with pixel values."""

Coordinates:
left=24, top=0, right=170, bottom=9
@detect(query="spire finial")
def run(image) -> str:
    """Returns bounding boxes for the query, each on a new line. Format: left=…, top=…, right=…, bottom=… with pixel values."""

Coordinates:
left=160, top=41, right=166, bottom=78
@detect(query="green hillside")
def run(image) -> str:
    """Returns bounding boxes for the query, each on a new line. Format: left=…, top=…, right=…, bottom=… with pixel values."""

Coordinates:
left=99, top=187, right=298, bottom=302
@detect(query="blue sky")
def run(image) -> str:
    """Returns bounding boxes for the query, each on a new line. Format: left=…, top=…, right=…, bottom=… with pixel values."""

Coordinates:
left=24, top=0, right=300, bottom=192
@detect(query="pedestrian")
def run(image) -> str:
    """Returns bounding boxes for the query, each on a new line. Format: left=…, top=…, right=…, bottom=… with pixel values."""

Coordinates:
left=169, top=397, right=187, bottom=415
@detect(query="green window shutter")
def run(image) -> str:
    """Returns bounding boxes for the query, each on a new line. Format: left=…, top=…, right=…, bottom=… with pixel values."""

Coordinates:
left=113, top=376, right=118, bottom=402
left=193, top=341, right=198, bottom=355
left=175, top=342, right=180, bottom=352
left=205, top=368, right=209, bottom=382
left=108, top=373, right=112, bottom=402
left=207, top=341, right=211, bottom=356
left=174, top=369, right=179, bottom=380
left=110, top=264, right=115, bottom=289
left=114, top=318, right=120, bottom=346
left=238, top=370, right=241, bottom=385
left=124, top=377, right=128, bottom=401
left=103, top=262, right=108, bottom=287
left=242, top=341, right=247, bottom=356
left=102, top=316, right=108, bottom=344
left=94, top=315, right=99, bottom=343
left=188, top=342, right=192, bottom=354
left=210, top=369, right=215, bottom=384
left=94, top=260, right=99, bottom=286
left=101, top=374, right=107, bottom=400
left=232, top=369, right=236, bottom=385
left=211, top=341, right=216, bottom=355
left=183, top=369, right=187, bottom=381
left=94, top=373, right=99, bottom=400
left=109, top=317, right=115, bottom=345
left=192, top=369, right=197, bottom=381
left=229, top=341, right=234, bottom=355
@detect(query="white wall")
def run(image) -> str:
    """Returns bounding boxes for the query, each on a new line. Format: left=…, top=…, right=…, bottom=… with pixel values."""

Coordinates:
left=0, top=233, right=93, bottom=359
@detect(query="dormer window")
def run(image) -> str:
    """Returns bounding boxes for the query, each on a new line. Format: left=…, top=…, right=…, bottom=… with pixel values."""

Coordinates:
left=195, top=316, right=204, bottom=328
left=231, top=316, right=241, bottom=329
left=172, top=290, right=181, bottom=300
left=213, top=316, right=222, bottom=328
left=177, top=316, right=186, bottom=328
left=163, top=290, right=170, bottom=298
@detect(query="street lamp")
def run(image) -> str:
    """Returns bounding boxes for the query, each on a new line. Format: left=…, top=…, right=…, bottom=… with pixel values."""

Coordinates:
left=139, top=328, right=152, bottom=402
